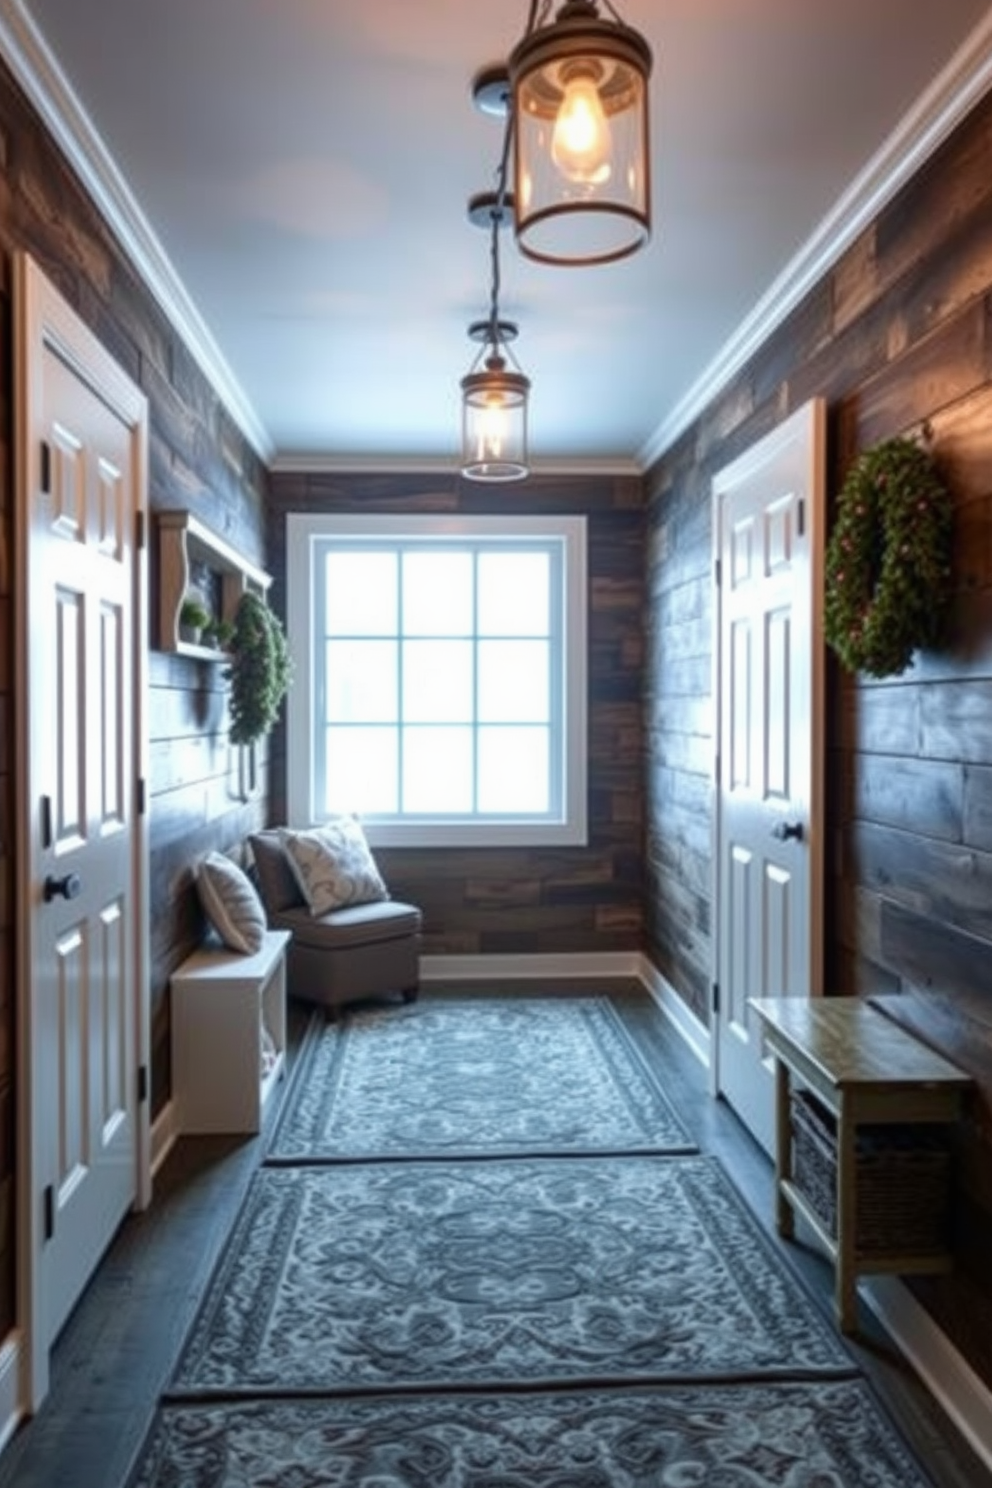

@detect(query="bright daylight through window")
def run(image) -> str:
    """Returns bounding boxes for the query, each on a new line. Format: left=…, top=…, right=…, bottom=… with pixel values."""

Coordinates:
left=286, top=515, right=587, bottom=847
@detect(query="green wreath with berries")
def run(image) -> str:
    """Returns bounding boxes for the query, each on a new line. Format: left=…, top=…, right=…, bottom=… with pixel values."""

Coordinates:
left=823, top=435, right=953, bottom=677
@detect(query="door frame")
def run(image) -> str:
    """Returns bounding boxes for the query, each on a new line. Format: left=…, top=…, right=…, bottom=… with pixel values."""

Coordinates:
left=709, top=398, right=826, bottom=1106
left=13, top=252, right=151, bottom=1411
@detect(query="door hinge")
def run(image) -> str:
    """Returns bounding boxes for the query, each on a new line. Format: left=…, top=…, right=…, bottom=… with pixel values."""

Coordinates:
left=137, top=777, right=147, bottom=816
left=43, top=1184, right=55, bottom=1243
left=797, top=497, right=805, bottom=538
left=40, top=794, right=53, bottom=850
left=138, top=1065, right=148, bottom=1105
left=713, top=557, right=722, bottom=587
left=40, top=440, right=51, bottom=495
left=712, top=981, right=720, bottom=1015
left=135, top=509, right=146, bottom=551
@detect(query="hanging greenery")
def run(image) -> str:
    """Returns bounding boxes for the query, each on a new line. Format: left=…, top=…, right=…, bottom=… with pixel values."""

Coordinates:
left=823, top=435, right=953, bottom=678
left=226, top=590, right=293, bottom=745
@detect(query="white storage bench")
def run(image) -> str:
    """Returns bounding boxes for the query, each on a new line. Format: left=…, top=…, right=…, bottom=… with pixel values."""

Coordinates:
left=171, top=929, right=290, bottom=1134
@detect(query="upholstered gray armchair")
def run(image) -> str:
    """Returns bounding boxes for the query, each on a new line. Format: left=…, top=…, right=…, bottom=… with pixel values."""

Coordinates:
left=249, top=828, right=421, bottom=1015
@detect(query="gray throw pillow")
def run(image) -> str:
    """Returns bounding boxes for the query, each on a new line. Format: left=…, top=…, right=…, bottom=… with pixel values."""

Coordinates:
left=197, top=851, right=267, bottom=953
left=279, top=818, right=389, bottom=916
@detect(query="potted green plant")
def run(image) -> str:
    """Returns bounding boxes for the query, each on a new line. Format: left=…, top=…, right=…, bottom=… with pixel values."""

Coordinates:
left=225, top=591, right=292, bottom=745
left=178, top=593, right=210, bottom=645
left=202, top=615, right=235, bottom=650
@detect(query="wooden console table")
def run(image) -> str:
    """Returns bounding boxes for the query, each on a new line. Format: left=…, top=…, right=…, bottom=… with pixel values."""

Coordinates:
left=750, top=996, right=971, bottom=1333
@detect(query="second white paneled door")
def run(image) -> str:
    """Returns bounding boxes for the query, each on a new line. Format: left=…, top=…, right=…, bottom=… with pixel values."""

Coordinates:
left=712, top=398, right=825, bottom=1154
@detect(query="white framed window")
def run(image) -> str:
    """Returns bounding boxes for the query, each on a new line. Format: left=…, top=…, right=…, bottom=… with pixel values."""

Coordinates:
left=286, top=513, right=587, bottom=847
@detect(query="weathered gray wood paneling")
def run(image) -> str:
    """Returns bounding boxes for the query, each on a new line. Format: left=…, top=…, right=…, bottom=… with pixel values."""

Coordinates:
left=645, top=85, right=992, bottom=1386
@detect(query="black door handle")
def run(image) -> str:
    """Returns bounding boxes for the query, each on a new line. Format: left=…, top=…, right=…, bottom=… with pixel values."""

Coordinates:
left=44, top=872, right=81, bottom=902
left=770, top=820, right=803, bottom=843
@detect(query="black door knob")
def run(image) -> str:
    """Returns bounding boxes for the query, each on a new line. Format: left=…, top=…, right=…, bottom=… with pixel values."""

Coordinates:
left=44, top=872, right=82, bottom=902
left=770, top=820, right=804, bottom=843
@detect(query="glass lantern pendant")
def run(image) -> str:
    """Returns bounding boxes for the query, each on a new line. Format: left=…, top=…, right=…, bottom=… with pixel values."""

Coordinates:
left=461, top=336, right=530, bottom=482
left=509, top=0, right=652, bottom=266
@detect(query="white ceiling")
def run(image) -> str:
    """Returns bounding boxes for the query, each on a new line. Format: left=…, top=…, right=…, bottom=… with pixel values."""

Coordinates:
left=6, top=0, right=992, bottom=470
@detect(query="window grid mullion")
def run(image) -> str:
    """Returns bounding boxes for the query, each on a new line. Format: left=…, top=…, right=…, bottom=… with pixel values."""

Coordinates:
left=472, top=548, right=480, bottom=815
left=396, top=548, right=405, bottom=815
left=317, top=549, right=330, bottom=817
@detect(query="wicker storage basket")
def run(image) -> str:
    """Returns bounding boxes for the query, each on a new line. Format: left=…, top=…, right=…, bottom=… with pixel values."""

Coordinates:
left=790, top=1089, right=951, bottom=1256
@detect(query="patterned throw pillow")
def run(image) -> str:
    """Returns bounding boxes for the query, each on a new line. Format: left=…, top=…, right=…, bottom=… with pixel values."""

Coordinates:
left=279, top=818, right=389, bottom=916
left=196, top=851, right=267, bottom=954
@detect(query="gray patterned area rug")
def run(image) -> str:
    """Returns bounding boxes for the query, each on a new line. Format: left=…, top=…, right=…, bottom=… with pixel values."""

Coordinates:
left=169, top=1155, right=852, bottom=1396
left=129, top=1379, right=934, bottom=1488
left=268, top=995, right=696, bottom=1162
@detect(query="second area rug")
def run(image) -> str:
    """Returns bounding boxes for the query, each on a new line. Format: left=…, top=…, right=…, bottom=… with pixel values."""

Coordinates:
left=267, top=995, right=697, bottom=1162
left=169, top=1155, right=852, bottom=1396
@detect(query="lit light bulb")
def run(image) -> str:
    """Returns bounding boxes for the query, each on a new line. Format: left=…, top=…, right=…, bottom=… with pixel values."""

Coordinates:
left=551, top=71, right=611, bottom=186
left=476, top=397, right=507, bottom=461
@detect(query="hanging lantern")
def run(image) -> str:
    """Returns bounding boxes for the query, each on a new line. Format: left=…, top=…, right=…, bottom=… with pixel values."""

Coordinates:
left=459, top=189, right=530, bottom=481
left=508, top=0, right=652, bottom=266
left=461, top=326, right=530, bottom=482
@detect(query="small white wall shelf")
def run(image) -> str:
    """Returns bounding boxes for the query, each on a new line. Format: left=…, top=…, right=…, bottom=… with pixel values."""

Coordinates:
left=170, top=929, right=290, bottom=1134
left=157, top=509, right=271, bottom=658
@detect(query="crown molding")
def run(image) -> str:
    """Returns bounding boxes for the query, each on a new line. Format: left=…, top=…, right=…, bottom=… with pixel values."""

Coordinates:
left=639, top=10, right=992, bottom=472
left=268, top=453, right=643, bottom=477
left=0, top=0, right=273, bottom=462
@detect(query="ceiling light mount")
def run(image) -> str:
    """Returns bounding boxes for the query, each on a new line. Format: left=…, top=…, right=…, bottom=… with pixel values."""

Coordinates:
left=467, top=189, right=515, bottom=230
left=471, top=64, right=511, bottom=119
left=468, top=317, right=519, bottom=344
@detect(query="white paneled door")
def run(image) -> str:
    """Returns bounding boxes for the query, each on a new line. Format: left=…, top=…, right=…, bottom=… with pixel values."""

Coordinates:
left=15, top=254, right=150, bottom=1410
left=712, top=399, right=825, bottom=1154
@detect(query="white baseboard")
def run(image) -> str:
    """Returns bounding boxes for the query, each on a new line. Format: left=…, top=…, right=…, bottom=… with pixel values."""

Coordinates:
left=0, top=1334, right=22, bottom=1452
left=150, top=1101, right=177, bottom=1178
left=637, top=956, right=711, bottom=1068
left=863, top=1276, right=992, bottom=1471
left=419, top=952, right=643, bottom=983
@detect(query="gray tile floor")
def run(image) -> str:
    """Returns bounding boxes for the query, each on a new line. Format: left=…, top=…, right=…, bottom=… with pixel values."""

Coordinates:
left=0, top=981, right=988, bottom=1487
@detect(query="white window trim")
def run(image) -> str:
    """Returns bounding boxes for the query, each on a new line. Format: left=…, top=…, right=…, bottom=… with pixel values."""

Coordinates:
left=285, top=512, right=588, bottom=847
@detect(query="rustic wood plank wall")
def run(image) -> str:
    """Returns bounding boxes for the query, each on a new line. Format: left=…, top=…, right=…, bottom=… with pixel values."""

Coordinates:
left=0, top=45, right=269, bottom=1269
left=265, top=472, right=645, bottom=958
left=645, top=88, right=992, bottom=1386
